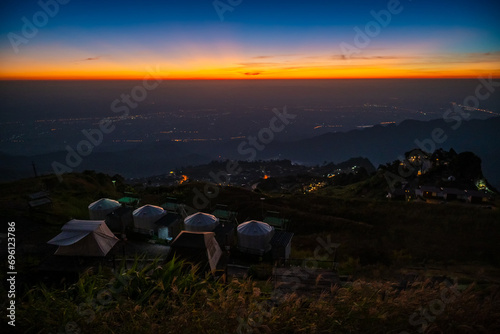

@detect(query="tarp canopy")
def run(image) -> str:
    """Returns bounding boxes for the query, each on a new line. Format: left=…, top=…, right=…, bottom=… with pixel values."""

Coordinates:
left=48, top=219, right=119, bottom=257
left=167, top=231, right=222, bottom=273
left=184, top=212, right=219, bottom=232
left=88, top=198, right=121, bottom=219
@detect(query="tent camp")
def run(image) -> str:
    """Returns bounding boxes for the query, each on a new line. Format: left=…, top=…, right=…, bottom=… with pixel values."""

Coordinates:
left=184, top=212, right=219, bottom=232
left=132, top=205, right=166, bottom=235
left=88, top=198, right=121, bottom=220
left=166, top=231, right=222, bottom=273
left=47, top=220, right=119, bottom=257
left=237, top=220, right=274, bottom=255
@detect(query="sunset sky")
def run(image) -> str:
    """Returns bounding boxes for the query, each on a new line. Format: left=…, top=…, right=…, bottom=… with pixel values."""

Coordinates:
left=1, top=0, right=499, bottom=79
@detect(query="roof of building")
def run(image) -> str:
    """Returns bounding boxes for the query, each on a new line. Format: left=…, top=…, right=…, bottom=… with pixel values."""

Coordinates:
left=88, top=198, right=121, bottom=211
left=161, top=202, right=179, bottom=211
left=133, top=205, right=165, bottom=217
left=29, top=197, right=52, bottom=208
left=118, top=197, right=140, bottom=205
left=419, top=186, right=443, bottom=193
left=465, top=190, right=489, bottom=198
left=263, top=216, right=288, bottom=228
left=442, top=188, right=465, bottom=195
left=212, top=209, right=237, bottom=220
left=29, top=191, right=50, bottom=200
left=238, top=220, right=273, bottom=235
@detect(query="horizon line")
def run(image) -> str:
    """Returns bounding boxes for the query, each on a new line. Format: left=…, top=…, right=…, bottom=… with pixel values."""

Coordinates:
left=2, top=76, right=498, bottom=81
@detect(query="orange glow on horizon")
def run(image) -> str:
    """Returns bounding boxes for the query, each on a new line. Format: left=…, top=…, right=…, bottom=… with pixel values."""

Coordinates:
left=3, top=71, right=499, bottom=80
left=2, top=46, right=498, bottom=80
left=1, top=61, right=499, bottom=80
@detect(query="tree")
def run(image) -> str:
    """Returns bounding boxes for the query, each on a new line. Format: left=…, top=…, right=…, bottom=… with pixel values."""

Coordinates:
left=452, top=152, right=482, bottom=181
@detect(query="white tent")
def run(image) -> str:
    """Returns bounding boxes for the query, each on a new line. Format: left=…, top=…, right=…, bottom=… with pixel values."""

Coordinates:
left=132, top=205, right=166, bottom=234
left=237, top=220, right=274, bottom=255
left=47, top=219, right=119, bottom=257
left=88, top=198, right=121, bottom=220
left=167, top=231, right=222, bottom=273
left=184, top=212, right=219, bottom=232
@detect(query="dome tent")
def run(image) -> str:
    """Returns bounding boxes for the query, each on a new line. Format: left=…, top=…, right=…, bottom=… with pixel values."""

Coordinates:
left=132, top=205, right=166, bottom=235
left=88, top=198, right=121, bottom=220
left=184, top=212, right=219, bottom=232
left=237, top=220, right=275, bottom=255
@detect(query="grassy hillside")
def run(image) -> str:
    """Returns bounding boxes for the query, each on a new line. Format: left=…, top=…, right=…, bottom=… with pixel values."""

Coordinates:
left=12, top=258, right=500, bottom=334
left=0, top=171, right=123, bottom=223
left=1, top=172, right=499, bottom=333
left=2, top=171, right=499, bottom=269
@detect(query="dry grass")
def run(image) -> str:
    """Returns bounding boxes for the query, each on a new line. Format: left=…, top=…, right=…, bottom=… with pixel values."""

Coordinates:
left=12, top=258, right=500, bottom=334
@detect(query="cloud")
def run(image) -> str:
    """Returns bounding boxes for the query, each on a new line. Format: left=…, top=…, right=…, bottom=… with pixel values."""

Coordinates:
left=238, top=62, right=281, bottom=67
left=244, top=72, right=262, bottom=76
left=467, top=51, right=500, bottom=57
left=74, top=56, right=102, bottom=63
left=333, top=54, right=421, bottom=60
left=73, top=56, right=104, bottom=65
left=251, top=54, right=299, bottom=59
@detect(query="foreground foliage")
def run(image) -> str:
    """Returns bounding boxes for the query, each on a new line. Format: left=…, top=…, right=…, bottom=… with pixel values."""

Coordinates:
left=15, top=258, right=500, bottom=334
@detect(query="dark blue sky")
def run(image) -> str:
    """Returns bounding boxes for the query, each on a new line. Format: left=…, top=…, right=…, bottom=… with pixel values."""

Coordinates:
left=1, top=0, right=499, bottom=79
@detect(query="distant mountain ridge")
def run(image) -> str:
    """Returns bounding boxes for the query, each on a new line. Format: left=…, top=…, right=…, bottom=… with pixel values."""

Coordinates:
left=1, top=117, right=499, bottom=189
left=261, top=117, right=500, bottom=189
